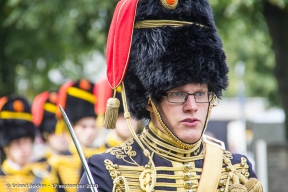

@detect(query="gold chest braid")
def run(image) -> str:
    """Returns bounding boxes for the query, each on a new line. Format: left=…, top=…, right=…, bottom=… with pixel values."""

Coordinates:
left=104, top=139, right=251, bottom=192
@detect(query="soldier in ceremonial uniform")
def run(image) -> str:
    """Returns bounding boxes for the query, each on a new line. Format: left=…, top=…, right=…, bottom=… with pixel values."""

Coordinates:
left=0, top=95, right=55, bottom=192
left=52, top=79, right=106, bottom=192
left=79, top=0, right=263, bottom=191
left=95, top=78, right=141, bottom=148
left=32, top=91, right=70, bottom=191
left=32, top=91, right=69, bottom=161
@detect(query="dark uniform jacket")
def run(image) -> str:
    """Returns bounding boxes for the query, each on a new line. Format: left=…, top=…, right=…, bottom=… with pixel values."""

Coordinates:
left=78, top=122, right=260, bottom=192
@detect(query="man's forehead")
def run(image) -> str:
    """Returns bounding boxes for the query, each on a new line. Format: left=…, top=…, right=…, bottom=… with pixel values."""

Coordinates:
left=168, top=83, right=208, bottom=91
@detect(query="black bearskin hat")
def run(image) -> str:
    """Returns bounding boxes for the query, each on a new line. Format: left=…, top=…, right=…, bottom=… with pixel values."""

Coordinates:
left=0, top=95, right=35, bottom=148
left=57, top=79, right=97, bottom=125
left=32, top=91, right=58, bottom=141
left=106, top=0, right=228, bottom=120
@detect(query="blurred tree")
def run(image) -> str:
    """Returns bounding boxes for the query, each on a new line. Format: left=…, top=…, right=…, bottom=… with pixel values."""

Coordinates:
left=0, top=0, right=288, bottom=139
left=211, top=0, right=288, bottom=140
left=0, top=0, right=118, bottom=99
left=263, top=1, right=288, bottom=140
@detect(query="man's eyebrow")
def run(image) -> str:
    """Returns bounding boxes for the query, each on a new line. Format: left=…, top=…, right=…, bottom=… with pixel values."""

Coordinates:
left=171, top=88, right=208, bottom=92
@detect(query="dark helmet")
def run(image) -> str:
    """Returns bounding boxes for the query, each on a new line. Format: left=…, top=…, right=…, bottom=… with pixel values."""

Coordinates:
left=56, top=79, right=97, bottom=124
left=0, top=95, right=35, bottom=148
left=32, top=91, right=58, bottom=141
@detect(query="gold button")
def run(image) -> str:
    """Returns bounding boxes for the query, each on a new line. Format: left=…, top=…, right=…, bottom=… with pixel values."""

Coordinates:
left=183, top=163, right=192, bottom=171
left=184, top=180, right=193, bottom=189
left=184, top=172, right=193, bottom=180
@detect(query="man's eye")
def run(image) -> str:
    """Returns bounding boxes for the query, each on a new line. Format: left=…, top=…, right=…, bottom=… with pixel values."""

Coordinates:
left=195, top=92, right=205, bottom=97
left=172, top=92, right=184, bottom=97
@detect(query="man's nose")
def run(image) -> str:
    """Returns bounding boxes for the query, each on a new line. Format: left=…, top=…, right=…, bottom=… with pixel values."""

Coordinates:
left=183, top=95, right=198, bottom=111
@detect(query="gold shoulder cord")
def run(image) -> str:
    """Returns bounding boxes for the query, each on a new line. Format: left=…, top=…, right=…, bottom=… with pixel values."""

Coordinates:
left=149, top=94, right=216, bottom=150
left=115, top=82, right=156, bottom=192
left=222, top=157, right=263, bottom=192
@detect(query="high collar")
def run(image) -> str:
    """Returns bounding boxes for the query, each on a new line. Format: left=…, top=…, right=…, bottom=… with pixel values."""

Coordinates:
left=1, top=160, right=34, bottom=176
left=139, top=121, right=204, bottom=162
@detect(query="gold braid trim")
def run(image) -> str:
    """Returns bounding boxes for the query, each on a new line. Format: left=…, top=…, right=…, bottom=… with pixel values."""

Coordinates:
left=120, top=82, right=156, bottom=191
left=135, top=20, right=206, bottom=29
left=149, top=94, right=216, bottom=149
left=140, top=126, right=204, bottom=162
left=223, top=156, right=264, bottom=192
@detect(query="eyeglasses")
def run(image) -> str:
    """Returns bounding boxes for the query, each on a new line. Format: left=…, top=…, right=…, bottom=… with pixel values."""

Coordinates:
left=163, top=91, right=214, bottom=104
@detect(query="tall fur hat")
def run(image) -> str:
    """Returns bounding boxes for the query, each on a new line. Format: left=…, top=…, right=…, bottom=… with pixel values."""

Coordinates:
left=106, top=0, right=228, bottom=120
left=57, top=79, right=97, bottom=124
left=0, top=95, right=35, bottom=148
left=32, top=91, right=58, bottom=141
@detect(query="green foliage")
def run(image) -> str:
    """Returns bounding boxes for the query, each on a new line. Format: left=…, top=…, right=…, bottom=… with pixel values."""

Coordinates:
left=0, top=0, right=285, bottom=109
left=211, top=0, right=280, bottom=106
left=0, top=0, right=118, bottom=100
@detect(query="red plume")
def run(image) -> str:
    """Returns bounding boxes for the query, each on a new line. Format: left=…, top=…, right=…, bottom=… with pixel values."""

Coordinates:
left=106, top=0, right=139, bottom=89
left=32, top=92, right=50, bottom=126
left=94, top=78, right=113, bottom=116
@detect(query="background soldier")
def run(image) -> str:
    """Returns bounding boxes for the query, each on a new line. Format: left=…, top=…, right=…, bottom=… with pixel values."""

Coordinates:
left=32, top=91, right=69, bottom=160
left=78, top=0, right=264, bottom=191
left=95, top=78, right=142, bottom=148
left=0, top=95, right=55, bottom=192
left=52, top=79, right=105, bottom=192
left=32, top=91, right=70, bottom=191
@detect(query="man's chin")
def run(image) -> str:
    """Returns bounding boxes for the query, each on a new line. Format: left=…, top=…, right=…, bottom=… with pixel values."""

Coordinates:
left=177, top=134, right=202, bottom=144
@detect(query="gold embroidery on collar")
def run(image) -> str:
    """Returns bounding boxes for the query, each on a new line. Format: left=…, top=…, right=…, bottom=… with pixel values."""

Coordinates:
left=105, top=139, right=140, bottom=166
left=139, top=122, right=203, bottom=162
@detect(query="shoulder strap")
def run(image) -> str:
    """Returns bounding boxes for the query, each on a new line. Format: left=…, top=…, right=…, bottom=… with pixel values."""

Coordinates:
left=197, top=135, right=225, bottom=192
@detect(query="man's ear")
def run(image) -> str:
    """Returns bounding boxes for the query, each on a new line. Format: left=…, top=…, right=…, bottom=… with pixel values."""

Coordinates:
left=146, top=104, right=153, bottom=112
left=146, top=96, right=154, bottom=112
left=3, top=147, right=9, bottom=155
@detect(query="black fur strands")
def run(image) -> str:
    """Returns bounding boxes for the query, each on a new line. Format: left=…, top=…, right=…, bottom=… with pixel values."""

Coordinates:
left=64, top=96, right=96, bottom=125
left=124, top=0, right=229, bottom=120
left=135, top=0, right=216, bottom=29
left=64, top=80, right=97, bottom=125
left=0, top=95, right=35, bottom=148
left=39, top=110, right=57, bottom=141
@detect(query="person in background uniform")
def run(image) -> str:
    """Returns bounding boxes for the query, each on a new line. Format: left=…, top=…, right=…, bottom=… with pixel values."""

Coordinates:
left=51, top=79, right=105, bottom=192
left=32, top=91, right=70, bottom=191
left=32, top=91, right=69, bottom=161
left=95, top=78, right=142, bottom=148
left=78, top=0, right=263, bottom=191
left=0, top=95, right=56, bottom=192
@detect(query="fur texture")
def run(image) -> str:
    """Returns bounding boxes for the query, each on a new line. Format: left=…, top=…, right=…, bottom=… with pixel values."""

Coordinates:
left=39, top=110, right=57, bottom=140
left=124, top=0, right=229, bottom=120
left=0, top=95, right=35, bottom=148
left=64, top=80, right=97, bottom=125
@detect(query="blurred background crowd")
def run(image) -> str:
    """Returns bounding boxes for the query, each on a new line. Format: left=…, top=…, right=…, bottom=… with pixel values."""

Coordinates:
left=0, top=0, right=288, bottom=191
left=0, top=78, right=143, bottom=191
